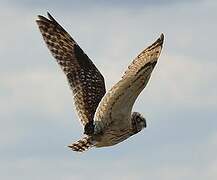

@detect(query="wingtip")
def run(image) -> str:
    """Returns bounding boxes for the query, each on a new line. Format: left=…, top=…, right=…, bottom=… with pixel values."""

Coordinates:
left=160, top=33, right=164, bottom=41
left=36, top=14, right=50, bottom=23
left=35, top=12, right=54, bottom=21
left=47, top=11, right=52, bottom=19
left=36, top=12, right=59, bottom=28
left=47, top=12, right=57, bottom=22
left=35, top=15, right=45, bottom=26
left=155, top=33, right=164, bottom=46
left=36, top=15, right=43, bottom=20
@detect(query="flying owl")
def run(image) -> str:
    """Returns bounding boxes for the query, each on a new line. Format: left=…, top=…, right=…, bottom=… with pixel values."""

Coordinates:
left=36, top=12, right=164, bottom=152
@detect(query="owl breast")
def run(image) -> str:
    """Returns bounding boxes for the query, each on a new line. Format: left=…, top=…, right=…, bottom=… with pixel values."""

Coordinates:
left=94, top=116, right=133, bottom=147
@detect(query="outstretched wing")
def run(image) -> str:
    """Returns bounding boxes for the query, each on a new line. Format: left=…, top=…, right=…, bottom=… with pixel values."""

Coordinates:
left=36, top=13, right=106, bottom=128
left=94, top=34, right=164, bottom=134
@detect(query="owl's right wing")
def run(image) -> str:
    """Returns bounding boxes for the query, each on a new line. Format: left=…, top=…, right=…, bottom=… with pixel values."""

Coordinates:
left=36, top=13, right=106, bottom=129
left=94, top=34, right=164, bottom=134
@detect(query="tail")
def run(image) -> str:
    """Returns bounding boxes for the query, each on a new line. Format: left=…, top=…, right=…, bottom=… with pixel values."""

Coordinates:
left=68, top=136, right=95, bottom=152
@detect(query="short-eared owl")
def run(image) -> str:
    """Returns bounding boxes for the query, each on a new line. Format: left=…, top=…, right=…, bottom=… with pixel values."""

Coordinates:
left=36, top=12, right=164, bottom=152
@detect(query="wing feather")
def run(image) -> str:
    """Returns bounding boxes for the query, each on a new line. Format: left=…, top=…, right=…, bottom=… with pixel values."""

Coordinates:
left=36, top=12, right=106, bottom=128
left=94, top=34, right=164, bottom=134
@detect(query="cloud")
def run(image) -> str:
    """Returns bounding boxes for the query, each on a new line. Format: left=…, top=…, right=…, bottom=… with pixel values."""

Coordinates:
left=0, top=1, right=217, bottom=180
left=1, top=132, right=217, bottom=180
left=140, top=53, right=217, bottom=109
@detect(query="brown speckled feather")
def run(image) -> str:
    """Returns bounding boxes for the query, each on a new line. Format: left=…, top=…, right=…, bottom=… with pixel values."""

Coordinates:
left=123, top=33, right=164, bottom=78
left=36, top=13, right=106, bottom=128
left=94, top=34, right=164, bottom=134
left=68, top=136, right=95, bottom=152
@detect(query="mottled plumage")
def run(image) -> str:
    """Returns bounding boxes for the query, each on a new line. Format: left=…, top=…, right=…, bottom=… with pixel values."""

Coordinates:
left=36, top=13, right=106, bottom=129
left=36, top=12, right=164, bottom=152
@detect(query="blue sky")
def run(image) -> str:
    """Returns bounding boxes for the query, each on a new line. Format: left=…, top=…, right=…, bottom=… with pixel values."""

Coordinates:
left=0, top=0, right=217, bottom=180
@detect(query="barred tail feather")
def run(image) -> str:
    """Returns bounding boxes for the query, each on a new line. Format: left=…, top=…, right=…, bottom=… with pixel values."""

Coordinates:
left=68, top=136, right=95, bottom=152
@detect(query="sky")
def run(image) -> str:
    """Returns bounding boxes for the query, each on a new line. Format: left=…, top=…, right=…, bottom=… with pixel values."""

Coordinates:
left=0, top=0, right=217, bottom=180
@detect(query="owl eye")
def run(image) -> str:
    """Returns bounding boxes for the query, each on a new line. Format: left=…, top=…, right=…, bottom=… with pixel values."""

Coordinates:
left=136, top=117, right=142, bottom=122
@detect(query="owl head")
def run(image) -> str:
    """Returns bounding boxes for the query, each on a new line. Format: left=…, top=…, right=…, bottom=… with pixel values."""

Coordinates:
left=131, top=112, right=147, bottom=134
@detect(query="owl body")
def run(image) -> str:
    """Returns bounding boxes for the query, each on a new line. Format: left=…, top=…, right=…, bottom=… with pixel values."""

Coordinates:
left=36, top=13, right=164, bottom=152
left=81, top=112, right=145, bottom=148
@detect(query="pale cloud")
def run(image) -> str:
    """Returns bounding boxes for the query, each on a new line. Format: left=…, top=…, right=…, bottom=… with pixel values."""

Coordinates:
left=0, top=1, right=217, bottom=180
left=1, top=132, right=217, bottom=180
left=141, top=54, right=217, bottom=109
left=0, top=70, right=70, bottom=114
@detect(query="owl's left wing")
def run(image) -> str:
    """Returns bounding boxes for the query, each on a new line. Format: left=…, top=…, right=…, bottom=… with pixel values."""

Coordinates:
left=94, top=34, right=164, bottom=134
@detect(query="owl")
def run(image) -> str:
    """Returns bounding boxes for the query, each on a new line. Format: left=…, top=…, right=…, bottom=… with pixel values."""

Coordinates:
left=36, top=12, right=164, bottom=152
